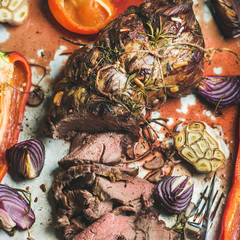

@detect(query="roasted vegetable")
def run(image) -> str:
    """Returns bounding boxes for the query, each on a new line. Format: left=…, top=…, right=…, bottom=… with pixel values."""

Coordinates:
left=175, top=121, right=230, bottom=173
left=0, top=51, right=31, bottom=182
left=47, top=0, right=204, bottom=140
left=48, top=0, right=116, bottom=34
left=198, top=76, right=240, bottom=107
left=0, top=0, right=29, bottom=26
left=210, top=0, right=240, bottom=38
left=156, top=176, right=193, bottom=214
left=219, top=115, right=240, bottom=240
left=0, top=184, right=35, bottom=233
left=7, top=139, right=45, bottom=179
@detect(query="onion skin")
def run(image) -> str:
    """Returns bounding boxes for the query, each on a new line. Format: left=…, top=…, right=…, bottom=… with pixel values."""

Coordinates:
left=0, top=184, right=35, bottom=230
left=156, top=176, right=194, bottom=214
left=198, top=76, right=240, bottom=107
left=210, top=0, right=240, bottom=38
left=7, top=139, right=45, bottom=179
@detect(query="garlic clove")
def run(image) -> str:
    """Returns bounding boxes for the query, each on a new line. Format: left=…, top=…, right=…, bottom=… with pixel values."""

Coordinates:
left=198, top=139, right=209, bottom=153
left=10, top=2, right=28, bottom=26
left=181, top=147, right=198, bottom=163
left=175, top=130, right=186, bottom=149
left=0, top=8, right=12, bottom=22
left=7, top=0, right=25, bottom=11
left=194, top=159, right=212, bottom=173
left=1, top=0, right=10, bottom=8
left=191, top=143, right=204, bottom=158
left=187, top=121, right=205, bottom=131
left=213, top=149, right=225, bottom=161
left=187, top=131, right=202, bottom=145
left=211, top=160, right=224, bottom=172
left=205, top=149, right=213, bottom=159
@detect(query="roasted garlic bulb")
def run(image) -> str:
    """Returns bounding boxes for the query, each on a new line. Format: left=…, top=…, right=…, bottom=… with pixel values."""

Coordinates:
left=175, top=121, right=230, bottom=173
left=0, top=0, right=29, bottom=26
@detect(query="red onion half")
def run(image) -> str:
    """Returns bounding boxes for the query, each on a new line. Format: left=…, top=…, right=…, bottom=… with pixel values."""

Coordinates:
left=198, top=76, right=240, bottom=107
left=210, top=0, right=240, bottom=38
left=7, top=139, right=45, bottom=179
left=156, top=176, right=194, bottom=214
left=0, top=184, right=35, bottom=231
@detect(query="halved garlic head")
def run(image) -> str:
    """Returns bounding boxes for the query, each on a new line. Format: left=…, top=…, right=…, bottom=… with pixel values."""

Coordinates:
left=0, top=0, right=28, bottom=26
left=175, top=121, right=230, bottom=173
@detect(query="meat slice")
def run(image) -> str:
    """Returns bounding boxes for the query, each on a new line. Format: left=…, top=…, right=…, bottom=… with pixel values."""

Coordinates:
left=47, top=84, right=140, bottom=140
left=93, top=176, right=154, bottom=209
left=135, top=209, right=180, bottom=240
left=80, top=190, right=113, bottom=221
left=72, top=208, right=180, bottom=240
left=59, top=132, right=135, bottom=167
left=52, top=164, right=139, bottom=206
left=73, top=212, right=137, bottom=240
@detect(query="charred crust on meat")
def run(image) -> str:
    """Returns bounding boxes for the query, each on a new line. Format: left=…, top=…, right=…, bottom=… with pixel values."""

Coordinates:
left=46, top=0, right=204, bottom=141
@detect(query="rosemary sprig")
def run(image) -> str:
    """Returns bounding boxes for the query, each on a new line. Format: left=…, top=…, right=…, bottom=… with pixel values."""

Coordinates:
left=97, top=44, right=120, bottom=64
left=60, top=36, right=87, bottom=46
left=146, top=17, right=178, bottom=46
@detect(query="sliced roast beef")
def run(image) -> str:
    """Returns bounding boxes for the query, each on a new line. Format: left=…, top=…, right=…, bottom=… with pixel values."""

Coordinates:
left=59, top=132, right=135, bottom=167
left=79, top=190, right=113, bottom=221
left=72, top=207, right=180, bottom=240
left=93, top=176, right=154, bottom=210
left=52, top=157, right=182, bottom=240
left=61, top=216, right=86, bottom=240
left=135, top=209, right=180, bottom=240
left=73, top=212, right=137, bottom=240
left=52, top=163, right=139, bottom=208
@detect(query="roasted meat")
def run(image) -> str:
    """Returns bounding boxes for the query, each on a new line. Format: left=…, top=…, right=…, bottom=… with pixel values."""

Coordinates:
left=59, top=132, right=135, bottom=168
left=47, top=0, right=204, bottom=140
left=73, top=208, right=179, bottom=240
left=50, top=0, right=204, bottom=239
left=52, top=160, right=180, bottom=240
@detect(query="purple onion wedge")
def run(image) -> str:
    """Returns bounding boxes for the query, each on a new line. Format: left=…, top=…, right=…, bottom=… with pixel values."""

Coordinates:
left=198, top=76, right=240, bottom=107
left=0, top=184, right=35, bottom=232
left=156, top=176, right=194, bottom=214
left=7, top=139, right=45, bottom=179
left=210, top=0, right=240, bottom=38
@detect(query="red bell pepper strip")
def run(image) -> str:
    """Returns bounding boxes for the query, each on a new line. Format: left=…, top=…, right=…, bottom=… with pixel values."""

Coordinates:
left=0, top=51, right=31, bottom=182
left=48, top=0, right=116, bottom=34
left=219, top=111, right=240, bottom=240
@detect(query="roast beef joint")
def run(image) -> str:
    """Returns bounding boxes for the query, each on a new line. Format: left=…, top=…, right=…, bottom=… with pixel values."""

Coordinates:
left=49, top=0, right=205, bottom=239
left=47, top=0, right=204, bottom=141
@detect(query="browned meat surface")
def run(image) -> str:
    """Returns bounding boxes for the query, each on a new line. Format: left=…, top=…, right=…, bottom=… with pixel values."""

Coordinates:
left=59, top=132, right=135, bottom=168
left=47, top=0, right=204, bottom=141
